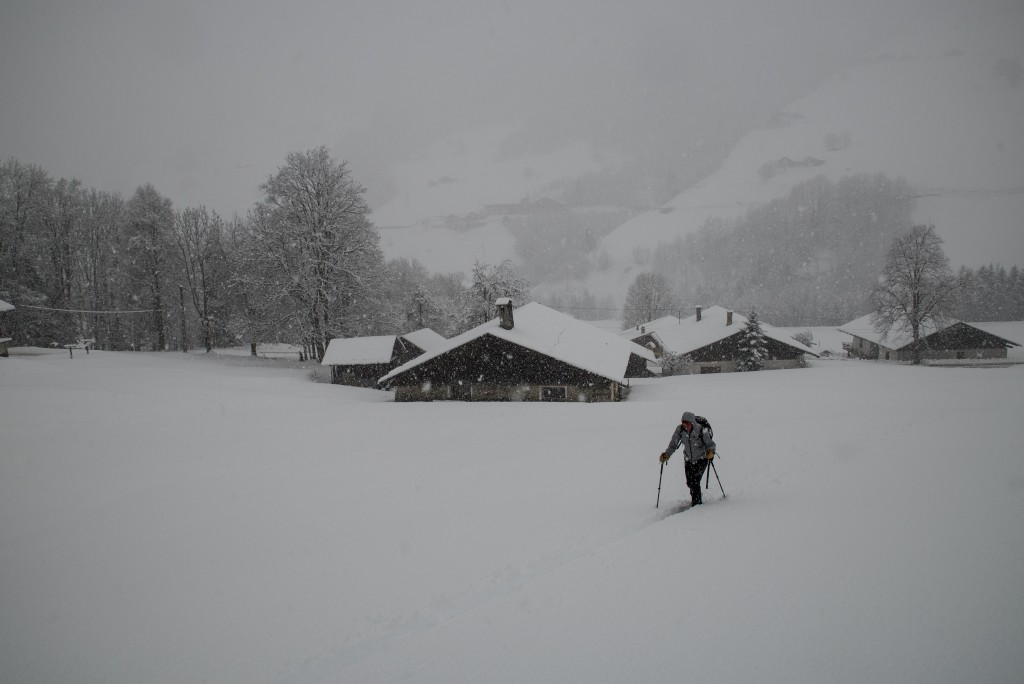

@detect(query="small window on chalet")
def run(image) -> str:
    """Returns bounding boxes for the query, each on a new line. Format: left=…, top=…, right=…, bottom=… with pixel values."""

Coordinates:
left=540, top=386, right=567, bottom=401
left=700, top=366, right=721, bottom=374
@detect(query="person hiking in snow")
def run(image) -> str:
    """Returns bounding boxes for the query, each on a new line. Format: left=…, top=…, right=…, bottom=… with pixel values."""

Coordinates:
left=659, top=411, right=716, bottom=506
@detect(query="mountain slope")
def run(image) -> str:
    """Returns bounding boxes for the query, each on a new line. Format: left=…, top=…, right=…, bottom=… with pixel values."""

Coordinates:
left=370, top=4, right=1023, bottom=305
left=588, top=5, right=1024, bottom=302
left=370, top=124, right=613, bottom=274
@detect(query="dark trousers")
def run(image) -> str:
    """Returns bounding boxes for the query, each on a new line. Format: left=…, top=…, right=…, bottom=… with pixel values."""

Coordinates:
left=685, top=459, right=709, bottom=505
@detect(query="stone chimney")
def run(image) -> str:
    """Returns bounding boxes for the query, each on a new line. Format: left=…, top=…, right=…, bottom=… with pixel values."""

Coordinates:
left=696, top=305, right=702, bottom=322
left=496, top=298, right=514, bottom=330
left=726, top=310, right=733, bottom=326
left=641, top=325, right=646, bottom=334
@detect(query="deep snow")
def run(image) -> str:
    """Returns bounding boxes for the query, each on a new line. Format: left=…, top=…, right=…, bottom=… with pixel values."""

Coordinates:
left=1, top=351, right=1022, bottom=683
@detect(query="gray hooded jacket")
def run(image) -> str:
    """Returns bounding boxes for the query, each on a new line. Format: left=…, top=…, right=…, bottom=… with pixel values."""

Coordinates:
left=665, top=411, right=716, bottom=463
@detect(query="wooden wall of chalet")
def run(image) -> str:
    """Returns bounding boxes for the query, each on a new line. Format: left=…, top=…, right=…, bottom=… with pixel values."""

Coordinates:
left=688, top=334, right=807, bottom=362
left=393, top=339, right=426, bottom=366
left=628, top=332, right=663, bottom=358
left=332, top=363, right=392, bottom=388
left=905, top=323, right=1010, bottom=359
left=385, top=335, right=625, bottom=402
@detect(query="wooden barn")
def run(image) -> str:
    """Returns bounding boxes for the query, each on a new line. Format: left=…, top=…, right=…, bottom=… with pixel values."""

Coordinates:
left=378, top=300, right=656, bottom=402
left=839, top=314, right=1020, bottom=362
left=321, top=328, right=446, bottom=387
left=621, top=305, right=817, bottom=374
left=0, top=298, right=13, bottom=357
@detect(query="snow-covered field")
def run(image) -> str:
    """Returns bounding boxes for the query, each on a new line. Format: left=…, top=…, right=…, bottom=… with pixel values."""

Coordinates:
left=2, top=351, right=1022, bottom=683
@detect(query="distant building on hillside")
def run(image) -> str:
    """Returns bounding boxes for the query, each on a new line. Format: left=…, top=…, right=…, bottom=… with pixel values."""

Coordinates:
left=322, top=328, right=447, bottom=388
left=838, top=314, right=1020, bottom=362
left=483, top=198, right=567, bottom=217
left=379, top=300, right=656, bottom=402
left=621, top=305, right=817, bottom=374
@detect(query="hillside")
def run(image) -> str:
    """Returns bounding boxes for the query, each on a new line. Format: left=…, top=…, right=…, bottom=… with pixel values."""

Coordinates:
left=589, top=4, right=1024, bottom=303
left=370, top=125, right=613, bottom=275
left=371, top=4, right=1024, bottom=307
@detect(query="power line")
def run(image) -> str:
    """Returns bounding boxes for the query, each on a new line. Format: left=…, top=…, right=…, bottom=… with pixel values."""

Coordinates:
left=17, top=305, right=163, bottom=315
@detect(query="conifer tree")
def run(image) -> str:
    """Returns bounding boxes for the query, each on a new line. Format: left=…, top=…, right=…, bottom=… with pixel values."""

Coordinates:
left=736, top=308, right=769, bottom=371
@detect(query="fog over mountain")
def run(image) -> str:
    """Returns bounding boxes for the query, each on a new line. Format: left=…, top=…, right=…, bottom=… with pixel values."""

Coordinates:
left=1, top=0, right=967, bottom=217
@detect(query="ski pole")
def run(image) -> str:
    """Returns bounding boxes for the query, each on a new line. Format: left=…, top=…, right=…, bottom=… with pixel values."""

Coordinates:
left=656, top=461, right=665, bottom=508
left=710, top=461, right=726, bottom=499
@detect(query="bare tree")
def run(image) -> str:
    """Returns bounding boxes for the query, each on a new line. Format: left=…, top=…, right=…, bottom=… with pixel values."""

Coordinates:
left=622, top=272, right=678, bottom=328
left=172, top=206, right=228, bottom=352
left=870, top=224, right=959, bottom=364
left=127, top=184, right=174, bottom=350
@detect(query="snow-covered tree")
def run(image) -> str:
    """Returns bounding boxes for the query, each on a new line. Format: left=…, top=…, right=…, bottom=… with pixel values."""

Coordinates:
left=248, top=147, right=384, bottom=360
left=736, top=308, right=769, bottom=371
left=660, top=350, right=692, bottom=376
left=870, top=224, right=958, bottom=365
left=622, top=272, right=677, bottom=328
left=469, top=260, right=530, bottom=325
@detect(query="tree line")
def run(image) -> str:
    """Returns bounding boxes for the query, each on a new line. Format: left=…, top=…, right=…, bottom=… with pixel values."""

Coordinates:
left=956, top=263, right=1024, bottom=321
left=624, top=174, right=1023, bottom=328
left=0, top=150, right=530, bottom=358
left=647, top=173, right=917, bottom=326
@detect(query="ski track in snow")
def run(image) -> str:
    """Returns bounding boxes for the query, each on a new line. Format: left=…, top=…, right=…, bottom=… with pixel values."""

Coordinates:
left=276, top=493, right=714, bottom=683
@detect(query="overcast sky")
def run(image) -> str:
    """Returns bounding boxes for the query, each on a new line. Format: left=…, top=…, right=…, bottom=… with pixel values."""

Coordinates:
left=1, top=0, right=959, bottom=217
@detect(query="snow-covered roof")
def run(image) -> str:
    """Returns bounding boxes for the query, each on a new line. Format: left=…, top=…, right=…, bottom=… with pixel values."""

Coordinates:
left=401, top=328, right=447, bottom=353
left=839, top=314, right=1022, bottom=350
left=839, top=313, right=918, bottom=349
left=321, top=335, right=398, bottom=366
left=380, top=302, right=656, bottom=385
left=0, top=298, right=14, bottom=312
left=625, top=306, right=817, bottom=357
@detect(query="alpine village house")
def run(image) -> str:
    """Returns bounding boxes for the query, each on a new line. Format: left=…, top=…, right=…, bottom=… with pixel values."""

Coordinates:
left=838, top=314, right=1020, bottom=362
left=321, top=328, right=447, bottom=387
left=622, top=305, right=817, bottom=373
left=0, top=298, right=13, bottom=357
left=378, top=300, right=656, bottom=402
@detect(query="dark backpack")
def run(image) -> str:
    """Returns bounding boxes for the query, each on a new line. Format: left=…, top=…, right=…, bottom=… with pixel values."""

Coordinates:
left=693, top=415, right=713, bottom=442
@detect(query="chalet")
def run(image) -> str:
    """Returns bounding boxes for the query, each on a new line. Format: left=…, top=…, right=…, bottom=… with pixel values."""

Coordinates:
left=483, top=198, right=567, bottom=217
left=321, top=328, right=446, bottom=388
left=0, top=298, right=13, bottom=357
left=838, top=314, right=1020, bottom=362
left=621, top=305, right=817, bottom=374
left=378, top=300, right=656, bottom=402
